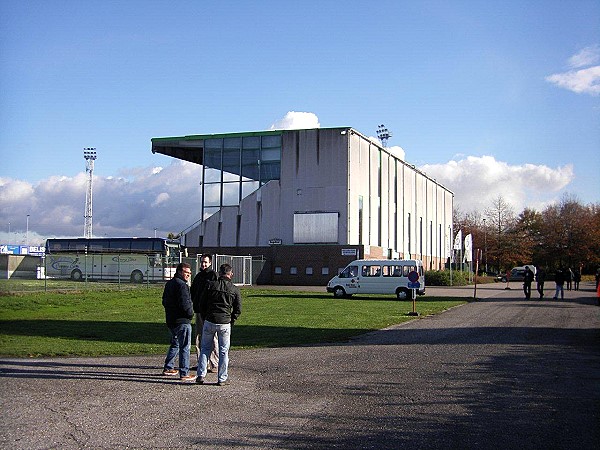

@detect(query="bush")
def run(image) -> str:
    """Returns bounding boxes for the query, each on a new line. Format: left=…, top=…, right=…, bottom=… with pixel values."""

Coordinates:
left=425, top=270, right=470, bottom=286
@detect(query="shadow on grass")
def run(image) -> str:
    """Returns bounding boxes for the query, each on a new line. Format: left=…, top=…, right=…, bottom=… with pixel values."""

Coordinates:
left=0, top=320, right=370, bottom=349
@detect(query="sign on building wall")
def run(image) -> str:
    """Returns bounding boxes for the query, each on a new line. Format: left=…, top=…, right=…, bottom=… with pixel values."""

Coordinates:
left=293, top=212, right=338, bottom=244
left=0, top=245, right=45, bottom=256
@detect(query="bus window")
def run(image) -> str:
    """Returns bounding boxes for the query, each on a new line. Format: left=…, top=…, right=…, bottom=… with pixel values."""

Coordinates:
left=364, top=265, right=381, bottom=277
left=390, top=266, right=402, bottom=277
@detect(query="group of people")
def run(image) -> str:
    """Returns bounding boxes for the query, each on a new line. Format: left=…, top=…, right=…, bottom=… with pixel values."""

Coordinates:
left=161, top=254, right=242, bottom=384
left=522, top=265, right=583, bottom=301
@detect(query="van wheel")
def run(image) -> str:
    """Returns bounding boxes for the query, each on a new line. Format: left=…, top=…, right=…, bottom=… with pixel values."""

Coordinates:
left=131, top=270, right=144, bottom=283
left=333, top=286, right=347, bottom=298
left=396, top=288, right=409, bottom=300
left=71, top=269, right=83, bottom=281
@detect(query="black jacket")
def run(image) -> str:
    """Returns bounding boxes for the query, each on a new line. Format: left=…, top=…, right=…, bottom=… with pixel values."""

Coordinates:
left=199, top=277, right=242, bottom=325
left=190, top=268, right=217, bottom=313
left=162, top=273, right=193, bottom=327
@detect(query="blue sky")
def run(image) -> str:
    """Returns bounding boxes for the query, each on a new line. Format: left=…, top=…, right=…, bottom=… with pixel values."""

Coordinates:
left=1, top=0, right=599, bottom=244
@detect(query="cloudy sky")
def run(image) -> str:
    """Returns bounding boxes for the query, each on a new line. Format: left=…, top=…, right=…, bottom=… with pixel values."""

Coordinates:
left=1, top=1, right=598, bottom=246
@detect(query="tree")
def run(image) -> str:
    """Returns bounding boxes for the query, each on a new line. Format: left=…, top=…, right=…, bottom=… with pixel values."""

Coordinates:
left=514, top=208, right=543, bottom=265
left=484, top=195, right=518, bottom=272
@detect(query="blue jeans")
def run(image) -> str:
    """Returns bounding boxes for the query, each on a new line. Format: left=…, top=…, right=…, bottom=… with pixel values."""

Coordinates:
left=199, top=321, right=231, bottom=383
left=164, top=323, right=192, bottom=377
left=554, top=284, right=564, bottom=300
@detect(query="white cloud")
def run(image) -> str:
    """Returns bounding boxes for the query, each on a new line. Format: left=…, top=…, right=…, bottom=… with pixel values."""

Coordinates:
left=546, top=66, right=600, bottom=95
left=568, top=45, right=600, bottom=69
left=152, top=192, right=170, bottom=207
left=0, top=160, right=203, bottom=245
left=269, top=111, right=320, bottom=130
left=546, top=45, right=600, bottom=95
left=419, top=155, right=574, bottom=212
left=388, top=145, right=405, bottom=161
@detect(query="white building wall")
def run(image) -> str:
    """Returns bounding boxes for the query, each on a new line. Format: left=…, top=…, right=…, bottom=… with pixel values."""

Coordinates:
left=183, top=127, right=453, bottom=266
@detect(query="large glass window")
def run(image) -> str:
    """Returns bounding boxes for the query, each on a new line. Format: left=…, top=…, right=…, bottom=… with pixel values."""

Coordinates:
left=204, top=139, right=222, bottom=170
left=200, top=133, right=281, bottom=223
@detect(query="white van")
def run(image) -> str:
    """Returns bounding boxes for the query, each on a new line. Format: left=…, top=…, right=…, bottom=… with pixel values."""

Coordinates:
left=326, top=259, right=425, bottom=300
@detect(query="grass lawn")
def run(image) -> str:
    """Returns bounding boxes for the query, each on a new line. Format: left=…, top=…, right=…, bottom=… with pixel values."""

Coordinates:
left=0, top=280, right=465, bottom=357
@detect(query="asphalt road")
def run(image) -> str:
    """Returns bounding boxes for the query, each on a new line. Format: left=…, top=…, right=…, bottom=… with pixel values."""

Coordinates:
left=1, top=283, right=599, bottom=449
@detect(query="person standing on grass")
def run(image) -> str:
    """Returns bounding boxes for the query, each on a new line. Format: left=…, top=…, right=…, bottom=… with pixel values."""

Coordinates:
left=190, top=254, right=218, bottom=371
left=197, top=263, right=242, bottom=386
left=162, top=262, right=196, bottom=383
left=553, top=267, right=565, bottom=301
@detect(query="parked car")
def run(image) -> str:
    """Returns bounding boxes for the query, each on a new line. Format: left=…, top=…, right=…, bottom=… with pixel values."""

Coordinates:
left=496, top=266, right=536, bottom=283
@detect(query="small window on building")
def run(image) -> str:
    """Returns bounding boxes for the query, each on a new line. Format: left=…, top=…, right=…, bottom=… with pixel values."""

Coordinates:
left=306, top=267, right=313, bottom=275
left=274, top=266, right=282, bottom=275
left=290, top=266, right=297, bottom=275
left=321, top=267, right=329, bottom=276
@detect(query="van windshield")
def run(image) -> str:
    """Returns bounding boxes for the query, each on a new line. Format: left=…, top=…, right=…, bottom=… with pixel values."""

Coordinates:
left=339, top=265, right=358, bottom=278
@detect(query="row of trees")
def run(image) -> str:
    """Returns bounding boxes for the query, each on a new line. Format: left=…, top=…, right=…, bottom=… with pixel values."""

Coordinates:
left=454, top=195, right=600, bottom=275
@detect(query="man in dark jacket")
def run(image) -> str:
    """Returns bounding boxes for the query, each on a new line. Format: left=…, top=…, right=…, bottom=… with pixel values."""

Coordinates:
left=162, top=262, right=196, bottom=383
left=535, top=266, right=546, bottom=299
left=190, top=254, right=218, bottom=371
left=197, top=263, right=242, bottom=386
left=553, top=268, right=565, bottom=300
left=523, top=266, right=534, bottom=299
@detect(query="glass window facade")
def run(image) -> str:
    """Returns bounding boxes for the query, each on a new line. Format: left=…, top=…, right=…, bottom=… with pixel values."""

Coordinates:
left=201, top=134, right=281, bottom=221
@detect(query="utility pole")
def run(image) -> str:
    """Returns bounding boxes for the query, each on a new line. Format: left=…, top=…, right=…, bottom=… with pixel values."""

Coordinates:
left=83, top=148, right=97, bottom=238
left=483, top=218, right=488, bottom=273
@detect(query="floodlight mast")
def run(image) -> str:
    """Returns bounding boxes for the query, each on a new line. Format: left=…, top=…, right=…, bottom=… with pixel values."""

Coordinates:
left=376, top=124, right=392, bottom=148
left=83, top=148, right=97, bottom=238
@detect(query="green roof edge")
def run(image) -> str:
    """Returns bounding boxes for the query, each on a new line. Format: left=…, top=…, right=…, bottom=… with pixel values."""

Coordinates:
left=151, top=127, right=352, bottom=143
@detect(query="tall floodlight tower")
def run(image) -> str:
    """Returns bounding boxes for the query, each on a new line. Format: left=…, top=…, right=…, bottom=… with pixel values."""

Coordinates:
left=83, top=148, right=97, bottom=238
left=376, top=124, right=392, bottom=148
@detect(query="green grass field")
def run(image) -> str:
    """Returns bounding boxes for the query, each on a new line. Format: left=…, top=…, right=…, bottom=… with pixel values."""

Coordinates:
left=0, top=280, right=465, bottom=357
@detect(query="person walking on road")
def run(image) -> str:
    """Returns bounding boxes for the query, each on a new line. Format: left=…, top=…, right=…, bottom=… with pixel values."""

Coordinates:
left=162, top=262, right=196, bottom=383
left=565, top=267, right=573, bottom=290
left=197, top=263, right=242, bottom=386
left=535, top=266, right=546, bottom=299
left=553, top=267, right=565, bottom=301
left=190, top=254, right=218, bottom=371
left=523, top=266, right=534, bottom=299
left=573, top=269, right=581, bottom=291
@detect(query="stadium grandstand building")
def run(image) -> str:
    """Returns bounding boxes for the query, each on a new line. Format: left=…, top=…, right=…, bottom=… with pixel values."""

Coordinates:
left=151, top=127, right=453, bottom=285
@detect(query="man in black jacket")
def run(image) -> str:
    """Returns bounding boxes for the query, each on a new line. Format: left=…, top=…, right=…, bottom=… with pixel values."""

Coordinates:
left=190, top=254, right=218, bottom=371
left=523, top=266, right=534, bottom=299
left=162, top=262, right=196, bottom=383
left=197, top=263, right=242, bottom=386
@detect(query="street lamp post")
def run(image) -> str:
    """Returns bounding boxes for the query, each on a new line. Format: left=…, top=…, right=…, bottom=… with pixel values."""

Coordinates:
left=26, top=215, right=30, bottom=246
left=154, top=228, right=157, bottom=238
left=483, top=218, right=488, bottom=274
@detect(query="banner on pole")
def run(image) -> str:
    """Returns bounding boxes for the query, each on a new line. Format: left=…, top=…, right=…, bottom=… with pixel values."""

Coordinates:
left=464, top=234, right=473, bottom=262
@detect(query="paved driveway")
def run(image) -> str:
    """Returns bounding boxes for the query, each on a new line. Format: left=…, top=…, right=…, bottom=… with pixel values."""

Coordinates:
left=1, top=283, right=599, bottom=449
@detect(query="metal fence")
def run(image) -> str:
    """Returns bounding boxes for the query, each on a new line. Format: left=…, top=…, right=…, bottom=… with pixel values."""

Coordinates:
left=2, top=253, right=265, bottom=291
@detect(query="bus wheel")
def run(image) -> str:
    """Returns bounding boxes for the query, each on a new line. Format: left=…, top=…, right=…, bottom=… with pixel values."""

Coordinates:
left=70, top=269, right=83, bottom=281
left=130, top=270, right=144, bottom=283
left=333, top=286, right=347, bottom=298
left=396, top=288, right=409, bottom=300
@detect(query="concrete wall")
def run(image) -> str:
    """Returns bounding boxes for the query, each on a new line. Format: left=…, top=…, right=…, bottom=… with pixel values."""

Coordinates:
left=0, top=254, right=41, bottom=279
